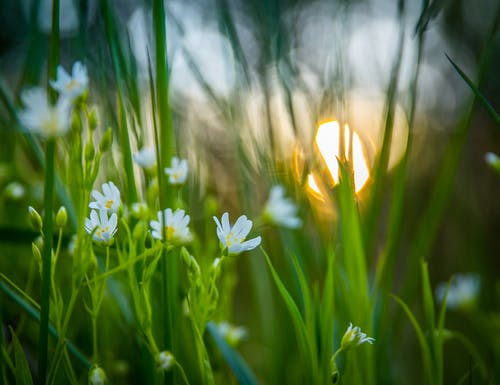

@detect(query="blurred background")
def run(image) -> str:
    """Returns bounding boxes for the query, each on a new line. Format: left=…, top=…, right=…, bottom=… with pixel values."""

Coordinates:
left=0, top=0, right=499, bottom=384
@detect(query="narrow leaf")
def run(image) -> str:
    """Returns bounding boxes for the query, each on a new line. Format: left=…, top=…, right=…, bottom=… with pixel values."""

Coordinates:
left=446, top=54, right=500, bottom=127
left=9, top=327, right=34, bottom=385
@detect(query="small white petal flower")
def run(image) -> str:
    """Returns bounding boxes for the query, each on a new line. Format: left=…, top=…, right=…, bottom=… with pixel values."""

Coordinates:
left=85, top=209, right=118, bottom=245
left=213, top=212, right=261, bottom=255
left=50, top=61, right=88, bottom=100
left=263, top=185, right=302, bottom=228
left=19, top=87, right=71, bottom=138
left=164, top=157, right=188, bottom=185
left=150, top=208, right=192, bottom=244
left=157, top=351, right=174, bottom=372
left=218, top=322, right=248, bottom=346
left=89, top=181, right=121, bottom=213
left=340, top=323, right=375, bottom=351
left=89, top=366, right=106, bottom=385
left=133, top=147, right=156, bottom=170
left=435, top=273, right=480, bottom=310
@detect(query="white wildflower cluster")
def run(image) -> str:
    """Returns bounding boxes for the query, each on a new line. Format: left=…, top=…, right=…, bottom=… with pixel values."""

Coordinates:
left=435, top=273, right=480, bottom=310
left=19, top=61, right=88, bottom=139
left=85, top=181, right=120, bottom=245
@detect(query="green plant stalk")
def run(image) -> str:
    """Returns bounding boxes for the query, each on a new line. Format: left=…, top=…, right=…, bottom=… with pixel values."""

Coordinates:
left=37, top=139, right=56, bottom=385
left=100, top=0, right=138, bottom=202
left=153, top=3, right=178, bottom=383
left=0, top=310, right=7, bottom=385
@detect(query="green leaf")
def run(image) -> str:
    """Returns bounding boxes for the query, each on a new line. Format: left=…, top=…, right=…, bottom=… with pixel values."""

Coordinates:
left=391, top=295, right=435, bottom=385
left=9, top=327, right=34, bottom=385
left=446, top=54, right=500, bottom=127
left=261, top=247, right=316, bottom=380
left=207, top=322, right=260, bottom=385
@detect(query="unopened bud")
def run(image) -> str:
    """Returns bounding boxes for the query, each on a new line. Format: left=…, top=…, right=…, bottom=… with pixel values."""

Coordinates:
left=56, top=206, right=67, bottom=228
left=28, top=206, right=43, bottom=232
left=181, top=247, right=201, bottom=281
left=157, top=351, right=174, bottom=372
left=88, top=365, right=106, bottom=385
left=99, top=127, right=113, bottom=153
left=84, top=141, right=95, bottom=163
left=88, top=107, right=99, bottom=131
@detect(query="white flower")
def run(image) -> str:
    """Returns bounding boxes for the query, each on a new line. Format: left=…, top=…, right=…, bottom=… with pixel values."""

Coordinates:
left=213, top=212, right=261, bottom=255
left=89, top=181, right=121, bottom=213
left=85, top=209, right=118, bottom=245
left=164, top=157, right=188, bottom=185
left=18, top=87, right=71, bottom=138
left=218, top=322, right=248, bottom=346
left=340, top=323, right=375, bottom=351
left=150, top=208, right=192, bottom=244
left=263, top=185, right=302, bottom=228
left=435, top=273, right=480, bottom=310
left=133, top=147, right=156, bottom=170
left=50, top=61, right=88, bottom=100
left=157, top=351, right=174, bottom=372
left=89, top=366, right=106, bottom=385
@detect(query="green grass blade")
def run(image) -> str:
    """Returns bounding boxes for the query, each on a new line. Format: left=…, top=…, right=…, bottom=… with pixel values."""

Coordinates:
left=9, top=327, right=34, bottom=385
left=446, top=54, right=500, bottom=127
left=206, top=322, right=260, bottom=385
left=420, top=260, right=439, bottom=382
left=337, top=160, right=368, bottom=309
left=261, top=247, right=315, bottom=380
left=100, top=0, right=138, bottom=202
left=392, top=295, right=434, bottom=385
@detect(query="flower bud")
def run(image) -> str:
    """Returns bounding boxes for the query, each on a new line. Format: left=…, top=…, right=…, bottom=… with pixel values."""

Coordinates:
left=130, top=202, right=148, bottom=220
left=99, top=127, right=113, bottom=153
left=181, top=247, right=201, bottom=283
left=84, top=141, right=95, bottom=163
left=157, top=351, right=174, bottom=372
left=28, top=206, right=43, bottom=232
left=56, top=206, right=67, bottom=228
left=88, top=365, right=106, bottom=385
left=88, top=107, right=99, bottom=131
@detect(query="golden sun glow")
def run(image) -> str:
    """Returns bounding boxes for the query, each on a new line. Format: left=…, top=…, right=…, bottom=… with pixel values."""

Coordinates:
left=311, top=120, right=370, bottom=193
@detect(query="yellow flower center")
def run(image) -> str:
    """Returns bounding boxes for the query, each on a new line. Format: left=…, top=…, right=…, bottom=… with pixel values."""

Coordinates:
left=164, top=226, right=175, bottom=240
left=65, top=80, right=79, bottom=91
left=105, top=199, right=114, bottom=209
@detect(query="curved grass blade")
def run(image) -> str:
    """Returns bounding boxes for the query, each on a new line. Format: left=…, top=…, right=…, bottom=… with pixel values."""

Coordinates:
left=391, top=295, right=435, bottom=385
left=206, top=322, right=260, bottom=385
left=446, top=54, right=500, bottom=127
left=261, top=247, right=316, bottom=380
left=9, top=326, right=34, bottom=385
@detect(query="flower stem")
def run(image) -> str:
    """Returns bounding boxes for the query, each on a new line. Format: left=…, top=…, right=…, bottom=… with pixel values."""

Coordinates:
left=37, top=139, right=56, bottom=385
